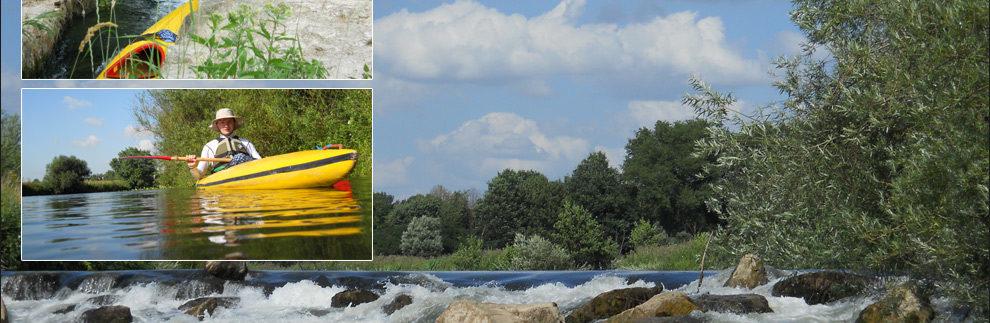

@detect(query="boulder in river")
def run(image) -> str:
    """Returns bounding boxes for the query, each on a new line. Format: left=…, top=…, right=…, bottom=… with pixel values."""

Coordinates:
left=606, top=291, right=702, bottom=322
left=856, top=280, right=934, bottom=323
left=331, top=290, right=380, bottom=308
left=205, top=261, right=249, bottom=281
left=566, top=286, right=664, bottom=323
left=383, top=294, right=414, bottom=315
left=692, top=293, right=774, bottom=314
left=771, top=271, right=872, bottom=305
left=724, top=254, right=768, bottom=289
left=436, top=301, right=565, bottom=323
left=80, top=305, right=133, bottom=323
left=2, top=297, right=7, bottom=323
left=179, top=297, right=240, bottom=319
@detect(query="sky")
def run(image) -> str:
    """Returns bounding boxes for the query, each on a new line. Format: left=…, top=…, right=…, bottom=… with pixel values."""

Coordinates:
left=3, top=0, right=805, bottom=199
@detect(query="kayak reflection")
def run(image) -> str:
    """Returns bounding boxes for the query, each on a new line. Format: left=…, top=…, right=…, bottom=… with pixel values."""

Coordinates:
left=190, top=187, right=362, bottom=244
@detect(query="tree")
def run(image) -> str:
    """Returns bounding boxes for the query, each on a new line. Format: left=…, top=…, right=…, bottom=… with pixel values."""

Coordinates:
left=43, top=155, right=91, bottom=194
left=1, top=111, right=20, bottom=178
left=429, top=185, right=474, bottom=254
left=474, top=169, right=564, bottom=249
left=550, top=201, right=618, bottom=270
left=400, top=216, right=444, bottom=257
left=687, top=0, right=988, bottom=313
left=375, top=194, right=441, bottom=255
left=109, top=147, right=156, bottom=189
left=564, top=151, right=633, bottom=250
left=622, top=119, right=717, bottom=234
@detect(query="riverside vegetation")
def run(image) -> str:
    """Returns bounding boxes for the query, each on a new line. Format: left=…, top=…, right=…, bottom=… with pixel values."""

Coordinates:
left=4, top=0, right=987, bottom=318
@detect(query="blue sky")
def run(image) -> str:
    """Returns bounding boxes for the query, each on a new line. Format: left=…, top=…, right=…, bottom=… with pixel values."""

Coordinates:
left=4, top=0, right=804, bottom=199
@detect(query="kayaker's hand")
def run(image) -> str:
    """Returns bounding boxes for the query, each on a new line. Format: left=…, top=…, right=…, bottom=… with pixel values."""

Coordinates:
left=186, top=155, right=198, bottom=168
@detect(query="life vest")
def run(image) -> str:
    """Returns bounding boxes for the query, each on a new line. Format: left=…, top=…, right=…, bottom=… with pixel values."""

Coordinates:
left=213, top=136, right=250, bottom=172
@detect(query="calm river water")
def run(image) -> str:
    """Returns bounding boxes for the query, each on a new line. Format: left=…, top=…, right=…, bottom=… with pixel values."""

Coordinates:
left=21, top=177, right=372, bottom=261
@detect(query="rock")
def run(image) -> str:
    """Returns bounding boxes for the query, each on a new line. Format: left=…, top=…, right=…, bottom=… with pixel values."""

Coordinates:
left=331, top=290, right=380, bottom=308
left=80, top=305, right=133, bottom=323
left=205, top=261, right=249, bottom=281
left=606, top=291, right=702, bottom=322
left=771, top=271, right=871, bottom=305
left=436, top=301, right=565, bottom=323
left=566, top=286, right=664, bottom=323
left=383, top=294, right=413, bottom=315
left=724, top=254, right=768, bottom=289
left=179, top=297, right=240, bottom=319
left=86, top=295, right=119, bottom=306
left=692, top=293, right=773, bottom=314
left=1, top=297, right=7, bottom=323
left=53, top=304, right=76, bottom=314
left=856, top=281, right=934, bottom=323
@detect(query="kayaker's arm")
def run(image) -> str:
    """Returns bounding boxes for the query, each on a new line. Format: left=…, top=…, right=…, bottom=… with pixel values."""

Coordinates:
left=187, top=154, right=203, bottom=180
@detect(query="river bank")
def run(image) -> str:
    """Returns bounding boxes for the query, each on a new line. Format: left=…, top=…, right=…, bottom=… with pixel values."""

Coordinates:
left=20, top=0, right=96, bottom=78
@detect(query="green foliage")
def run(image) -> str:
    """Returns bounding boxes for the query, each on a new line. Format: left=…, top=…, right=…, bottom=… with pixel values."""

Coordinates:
left=190, top=4, right=329, bottom=79
left=110, top=147, right=156, bottom=189
left=43, top=155, right=91, bottom=194
left=400, top=216, right=444, bottom=257
left=429, top=185, right=476, bottom=253
left=1, top=176, right=20, bottom=270
left=614, top=233, right=729, bottom=271
left=134, top=89, right=371, bottom=187
left=1, top=111, right=20, bottom=177
left=564, top=151, right=633, bottom=250
left=688, top=0, right=988, bottom=314
left=447, top=236, right=484, bottom=270
left=551, top=201, right=619, bottom=270
left=474, top=169, right=565, bottom=249
left=629, top=218, right=668, bottom=248
left=622, top=118, right=718, bottom=235
left=375, top=194, right=441, bottom=255
left=509, top=233, right=573, bottom=270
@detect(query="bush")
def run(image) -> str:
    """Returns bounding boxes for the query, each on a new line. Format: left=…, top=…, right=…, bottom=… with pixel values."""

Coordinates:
left=447, top=236, right=484, bottom=270
left=400, top=216, right=443, bottom=257
left=510, top=234, right=572, bottom=270
left=629, top=219, right=668, bottom=248
left=551, top=201, right=619, bottom=270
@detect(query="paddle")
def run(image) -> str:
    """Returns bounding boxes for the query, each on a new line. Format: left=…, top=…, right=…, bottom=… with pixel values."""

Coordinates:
left=119, top=156, right=231, bottom=162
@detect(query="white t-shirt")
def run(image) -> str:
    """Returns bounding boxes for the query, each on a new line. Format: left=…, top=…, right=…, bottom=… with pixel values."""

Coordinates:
left=191, top=134, right=262, bottom=176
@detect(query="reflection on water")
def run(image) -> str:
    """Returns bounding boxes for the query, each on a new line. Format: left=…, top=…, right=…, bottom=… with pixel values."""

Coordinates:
left=21, top=178, right=372, bottom=261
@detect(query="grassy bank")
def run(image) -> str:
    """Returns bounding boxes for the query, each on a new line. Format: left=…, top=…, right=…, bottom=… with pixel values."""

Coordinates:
left=21, top=179, right=135, bottom=196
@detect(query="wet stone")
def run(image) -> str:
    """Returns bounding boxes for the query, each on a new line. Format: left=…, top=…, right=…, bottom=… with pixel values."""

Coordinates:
left=80, top=305, right=133, bottom=323
left=331, top=290, right=380, bottom=308
left=383, top=294, right=414, bottom=315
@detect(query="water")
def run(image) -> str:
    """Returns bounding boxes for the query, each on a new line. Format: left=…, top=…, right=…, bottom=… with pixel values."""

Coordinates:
left=35, top=0, right=188, bottom=79
left=21, top=177, right=372, bottom=260
left=0, top=269, right=972, bottom=322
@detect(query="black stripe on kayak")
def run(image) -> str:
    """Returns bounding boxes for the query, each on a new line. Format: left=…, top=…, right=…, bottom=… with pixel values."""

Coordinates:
left=196, top=152, right=357, bottom=188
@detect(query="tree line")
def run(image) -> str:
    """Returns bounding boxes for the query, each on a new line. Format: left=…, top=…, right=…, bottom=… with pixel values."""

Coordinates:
left=374, top=118, right=718, bottom=270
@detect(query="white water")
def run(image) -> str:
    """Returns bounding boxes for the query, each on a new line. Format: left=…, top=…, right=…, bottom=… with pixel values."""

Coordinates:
left=0, top=269, right=974, bottom=322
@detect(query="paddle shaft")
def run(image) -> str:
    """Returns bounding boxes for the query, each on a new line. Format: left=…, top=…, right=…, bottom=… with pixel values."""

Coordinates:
left=120, top=156, right=231, bottom=162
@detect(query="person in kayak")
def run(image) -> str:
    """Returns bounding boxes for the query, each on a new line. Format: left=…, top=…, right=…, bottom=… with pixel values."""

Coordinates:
left=187, top=108, right=262, bottom=180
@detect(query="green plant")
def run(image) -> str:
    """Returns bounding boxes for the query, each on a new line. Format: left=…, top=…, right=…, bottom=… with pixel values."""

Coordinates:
left=190, top=4, right=329, bottom=79
left=43, top=155, right=91, bottom=194
left=510, top=233, right=573, bottom=270
left=629, top=219, right=667, bottom=248
left=400, top=216, right=443, bottom=257
left=550, top=201, right=619, bottom=270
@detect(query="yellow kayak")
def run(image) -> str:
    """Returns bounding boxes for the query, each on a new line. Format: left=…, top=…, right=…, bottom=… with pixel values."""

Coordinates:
left=196, top=149, right=358, bottom=189
left=97, top=0, right=199, bottom=79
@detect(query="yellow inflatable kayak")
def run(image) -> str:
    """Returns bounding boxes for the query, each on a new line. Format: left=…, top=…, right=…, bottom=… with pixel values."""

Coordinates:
left=97, top=0, right=199, bottom=79
left=196, top=149, right=358, bottom=189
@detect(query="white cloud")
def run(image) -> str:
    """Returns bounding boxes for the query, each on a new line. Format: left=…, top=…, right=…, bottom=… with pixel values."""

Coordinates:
left=83, top=117, right=104, bottom=126
left=124, top=125, right=153, bottom=138
left=71, top=135, right=102, bottom=147
left=138, top=139, right=155, bottom=151
left=374, top=156, right=415, bottom=187
left=62, top=96, right=92, bottom=109
left=420, top=112, right=588, bottom=176
left=376, top=0, right=765, bottom=88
